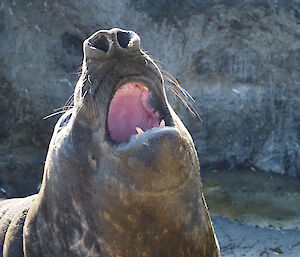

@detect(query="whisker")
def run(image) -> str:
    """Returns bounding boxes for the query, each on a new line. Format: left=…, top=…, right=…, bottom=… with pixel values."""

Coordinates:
left=142, top=54, right=198, bottom=115
left=163, top=70, right=195, bottom=102
left=43, top=91, right=75, bottom=120
left=43, top=110, right=68, bottom=120
left=143, top=52, right=166, bottom=68
left=53, top=105, right=74, bottom=112
left=162, top=71, right=201, bottom=121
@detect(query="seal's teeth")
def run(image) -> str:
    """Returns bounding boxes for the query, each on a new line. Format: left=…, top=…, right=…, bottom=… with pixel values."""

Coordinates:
left=160, top=119, right=165, bottom=128
left=136, top=127, right=144, bottom=135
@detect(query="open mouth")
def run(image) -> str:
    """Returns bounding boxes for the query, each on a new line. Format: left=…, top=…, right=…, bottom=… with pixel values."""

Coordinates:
left=107, top=82, right=165, bottom=143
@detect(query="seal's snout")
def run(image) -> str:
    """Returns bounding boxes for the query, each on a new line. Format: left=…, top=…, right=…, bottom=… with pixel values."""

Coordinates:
left=84, top=28, right=140, bottom=59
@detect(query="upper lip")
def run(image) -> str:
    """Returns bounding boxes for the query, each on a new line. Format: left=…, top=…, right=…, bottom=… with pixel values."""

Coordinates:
left=111, top=77, right=157, bottom=98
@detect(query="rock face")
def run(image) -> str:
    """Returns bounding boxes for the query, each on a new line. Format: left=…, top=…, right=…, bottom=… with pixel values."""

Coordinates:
left=0, top=0, right=299, bottom=196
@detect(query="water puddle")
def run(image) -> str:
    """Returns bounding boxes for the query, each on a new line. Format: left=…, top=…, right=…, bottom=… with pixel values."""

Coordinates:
left=202, top=168, right=300, bottom=230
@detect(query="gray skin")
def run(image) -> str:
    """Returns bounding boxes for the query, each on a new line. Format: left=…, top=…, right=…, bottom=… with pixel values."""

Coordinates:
left=0, top=28, right=220, bottom=257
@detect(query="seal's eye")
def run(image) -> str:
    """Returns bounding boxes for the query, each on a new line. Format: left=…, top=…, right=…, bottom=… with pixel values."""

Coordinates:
left=60, top=113, right=72, bottom=128
left=107, top=83, right=160, bottom=143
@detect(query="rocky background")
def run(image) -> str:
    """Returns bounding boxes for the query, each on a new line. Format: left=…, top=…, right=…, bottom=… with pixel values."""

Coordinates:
left=0, top=0, right=299, bottom=197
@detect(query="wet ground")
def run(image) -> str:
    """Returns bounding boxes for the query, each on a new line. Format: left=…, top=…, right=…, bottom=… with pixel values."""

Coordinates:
left=212, top=216, right=300, bottom=257
left=202, top=169, right=300, bottom=256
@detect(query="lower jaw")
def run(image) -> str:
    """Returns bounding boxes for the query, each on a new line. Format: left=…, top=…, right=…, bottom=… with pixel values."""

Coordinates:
left=112, top=125, right=177, bottom=150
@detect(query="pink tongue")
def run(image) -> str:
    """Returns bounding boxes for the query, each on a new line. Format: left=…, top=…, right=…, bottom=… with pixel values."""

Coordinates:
left=108, top=83, right=160, bottom=143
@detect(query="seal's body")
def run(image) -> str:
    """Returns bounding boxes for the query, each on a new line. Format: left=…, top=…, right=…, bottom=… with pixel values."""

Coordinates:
left=0, top=28, right=220, bottom=257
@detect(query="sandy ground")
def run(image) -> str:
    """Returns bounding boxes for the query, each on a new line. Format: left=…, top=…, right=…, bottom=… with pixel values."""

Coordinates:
left=212, top=216, right=300, bottom=257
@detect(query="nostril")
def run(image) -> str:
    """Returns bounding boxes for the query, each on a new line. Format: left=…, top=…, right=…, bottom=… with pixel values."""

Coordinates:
left=88, top=36, right=110, bottom=53
left=117, top=31, right=132, bottom=49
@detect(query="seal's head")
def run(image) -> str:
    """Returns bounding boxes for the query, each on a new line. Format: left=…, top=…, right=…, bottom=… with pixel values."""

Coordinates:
left=24, top=28, right=220, bottom=257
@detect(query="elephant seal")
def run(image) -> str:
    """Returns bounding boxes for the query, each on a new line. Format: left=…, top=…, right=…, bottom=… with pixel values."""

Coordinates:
left=0, top=28, right=220, bottom=257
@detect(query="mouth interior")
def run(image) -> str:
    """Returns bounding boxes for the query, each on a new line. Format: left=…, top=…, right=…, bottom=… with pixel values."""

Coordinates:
left=108, top=82, right=160, bottom=143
